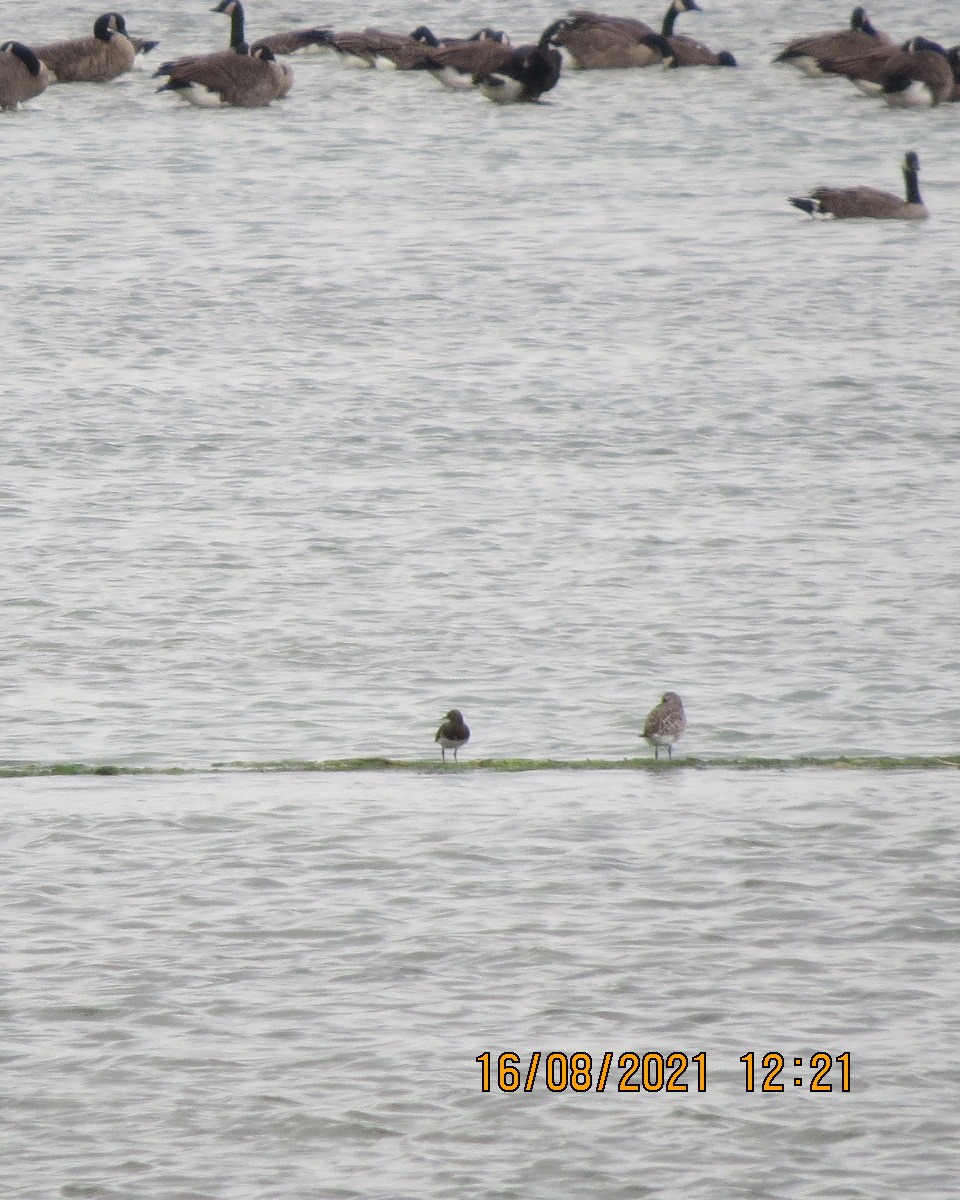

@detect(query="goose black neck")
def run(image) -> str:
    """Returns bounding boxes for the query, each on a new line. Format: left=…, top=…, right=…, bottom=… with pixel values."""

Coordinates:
left=5, top=41, right=42, bottom=75
left=661, top=4, right=679, bottom=37
left=903, top=164, right=922, bottom=206
left=229, top=5, right=246, bottom=51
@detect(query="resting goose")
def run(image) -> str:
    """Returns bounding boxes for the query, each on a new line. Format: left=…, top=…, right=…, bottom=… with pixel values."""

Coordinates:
left=318, top=27, right=438, bottom=69
left=544, top=0, right=701, bottom=70
left=878, top=38, right=955, bottom=107
left=832, top=36, right=954, bottom=105
left=33, top=12, right=137, bottom=82
left=474, top=30, right=563, bottom=101
left=409, top=32, right=513, bottom=90
left=157, top=43, right=287, bottom=107
left=789, top=151, right=928, bottom=221
left=0, top=40, right=53, bottom=107
left=774, top=6, right=891, bottom=77
left=637, top=3, right=737, bottom=69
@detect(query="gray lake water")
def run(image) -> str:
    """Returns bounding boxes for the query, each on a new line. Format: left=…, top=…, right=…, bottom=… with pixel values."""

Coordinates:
left=2, top=0, right=959, bottom=1194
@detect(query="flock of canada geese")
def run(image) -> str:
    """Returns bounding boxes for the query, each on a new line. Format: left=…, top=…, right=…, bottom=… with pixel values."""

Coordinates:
left=1, top=2, right=953, bottom=217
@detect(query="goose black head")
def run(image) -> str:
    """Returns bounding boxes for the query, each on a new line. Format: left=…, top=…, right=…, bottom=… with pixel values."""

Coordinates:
left=541, top=18, right=571, bottom=45
left=93, top=13, right=124, bottom=40
left=1, top=40, right=43, bottom=75
left=904, top=35, right=946, bottom=55
left=409, top=26, right=440, bottom=46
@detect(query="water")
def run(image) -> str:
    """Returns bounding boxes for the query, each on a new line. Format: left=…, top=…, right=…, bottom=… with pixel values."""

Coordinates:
left=2, top=769, right=959, bottom=1198
left=2, top=1, right=959, bottom=1194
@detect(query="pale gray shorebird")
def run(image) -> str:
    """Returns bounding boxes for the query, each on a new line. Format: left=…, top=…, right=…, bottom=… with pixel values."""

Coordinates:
left=642, top=692, right=686, bottom=759
left=435, top=710, right=470, bottom=762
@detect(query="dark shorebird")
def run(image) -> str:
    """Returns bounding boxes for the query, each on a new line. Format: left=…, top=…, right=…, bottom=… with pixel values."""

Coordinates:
left=436, top=710, right=470, bottom=762
left=642, top=692, right=686, bottom=759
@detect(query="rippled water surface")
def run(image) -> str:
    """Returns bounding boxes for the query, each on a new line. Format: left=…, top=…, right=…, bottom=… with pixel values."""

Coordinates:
left=3, top=0, right=960, bottom=1194
left=3, top=769, right=959, bottom=1199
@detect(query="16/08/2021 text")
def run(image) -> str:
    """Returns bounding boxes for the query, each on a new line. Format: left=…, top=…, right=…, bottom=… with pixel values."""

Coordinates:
left=476, top=1051, right=852, bottom=1093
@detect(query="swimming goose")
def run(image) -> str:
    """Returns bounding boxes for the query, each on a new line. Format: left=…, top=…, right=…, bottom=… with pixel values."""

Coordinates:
left=774, top=6, right=891, bottom=77
left=474, top=30, right=563, bottom=101
left=0, top=40, right=53, bottom=108
left=789, top=151, right=928, bottom=221
left=157, top=43, right=287, bottom=107
left=154, top=1, right=247, bottom=83
left=409, top=32, right=513, bottom=90
left=544, top=1, right=701, bottom=70
left=33, top=12, right=136, bottom=82
left=211, top=2, right=292, bottom=95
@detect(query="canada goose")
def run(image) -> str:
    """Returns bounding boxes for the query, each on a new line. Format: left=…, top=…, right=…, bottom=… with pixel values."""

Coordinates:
left=154, top=0, right=247, bottom=80
left=832, top=37, right=954, bottom=104
left=773, top=6, right=891, bottom=77
left=878, top=38, right=955, bottom=107
left=33, top=12, right=136, bottom=83
left=157, top=43, right=287, bottom=107
left=319, top=26, right=477, bottom=70
left=789, top=151, right=928, bottom=221
left=409, top=32, right=513, bottom=91
left=544, top=1, right=700, bottom=70
left=375, top=27, right=511, bottom=70
left=212, top=2, right=291, bottom=95
left=0, top=40, right=53, bottom=108
left=474, top=30, right=563, bottom=101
